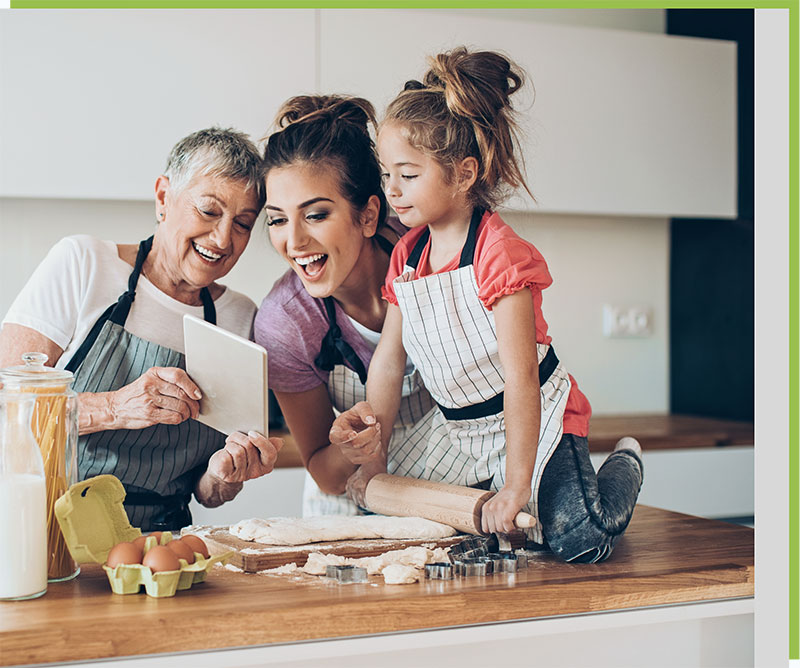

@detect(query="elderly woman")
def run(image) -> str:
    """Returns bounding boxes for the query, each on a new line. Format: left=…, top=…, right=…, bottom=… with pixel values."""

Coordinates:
left=0, top=127, right=282, bottom=530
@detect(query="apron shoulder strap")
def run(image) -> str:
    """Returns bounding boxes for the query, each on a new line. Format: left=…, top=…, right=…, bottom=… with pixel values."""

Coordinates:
left=65, top=235, right=216, bottom=372
left=314, top=298, right=368, bottom=385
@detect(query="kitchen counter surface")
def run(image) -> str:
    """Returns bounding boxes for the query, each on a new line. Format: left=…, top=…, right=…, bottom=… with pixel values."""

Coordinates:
left=1, top=505, right=753, bottom=667
left=271, top=413, right=754, bottom=468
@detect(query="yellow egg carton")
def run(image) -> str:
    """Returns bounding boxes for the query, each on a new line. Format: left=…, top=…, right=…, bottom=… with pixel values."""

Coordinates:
left=54, top=474, right=232, bottom=598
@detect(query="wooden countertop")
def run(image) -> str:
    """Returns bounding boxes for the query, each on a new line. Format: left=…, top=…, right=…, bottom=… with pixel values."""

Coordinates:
left=271, top=414, right=755, bottom=469
left=1, top=505, right=753, bottom=666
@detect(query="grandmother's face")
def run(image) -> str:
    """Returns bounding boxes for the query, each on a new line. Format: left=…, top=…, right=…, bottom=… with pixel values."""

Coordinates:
left=155, top=173, right=261, bottom=289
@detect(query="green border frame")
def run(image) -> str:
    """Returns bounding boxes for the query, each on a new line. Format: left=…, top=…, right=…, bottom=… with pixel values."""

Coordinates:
left=4, top=0, right=800, bottom=659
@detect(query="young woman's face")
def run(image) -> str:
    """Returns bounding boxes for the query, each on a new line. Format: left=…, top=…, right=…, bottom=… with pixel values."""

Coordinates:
left=265, top=162, right=376, bottom=300
left=155, top=173, right=260, bottom=291
left=377, top=123, right=463, bottom=230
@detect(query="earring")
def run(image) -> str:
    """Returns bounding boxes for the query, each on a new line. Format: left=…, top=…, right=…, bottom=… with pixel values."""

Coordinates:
left=158, top=212, right=164, bottom=220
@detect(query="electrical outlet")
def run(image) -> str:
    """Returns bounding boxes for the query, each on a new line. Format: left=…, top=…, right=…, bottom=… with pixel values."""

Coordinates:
left=602, top=305, right=653, bottom=338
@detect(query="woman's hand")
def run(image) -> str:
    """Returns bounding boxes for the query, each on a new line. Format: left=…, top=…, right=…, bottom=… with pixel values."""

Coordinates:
left=103, top=367, right=202, bottom=430
left=344, top=459, right=387, bottom=509
left=207, top=431, right=284, bottom=484
left=480, top=484, right=532, bottom=535
left=329, top=401, right=383, bottom=465
left=195, top=432, right=284, bottom=508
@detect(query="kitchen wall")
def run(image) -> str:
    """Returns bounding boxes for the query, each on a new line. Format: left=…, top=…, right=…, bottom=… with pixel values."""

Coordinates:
left=0, top=8, right=669, bottom=415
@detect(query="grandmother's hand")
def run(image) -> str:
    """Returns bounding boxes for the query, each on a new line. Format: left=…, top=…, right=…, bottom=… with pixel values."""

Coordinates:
left=206, top=431, right=284, bottom=483
left=107, top=367, right=201, bottom=430
left=329, top=401, right=382, bottom=465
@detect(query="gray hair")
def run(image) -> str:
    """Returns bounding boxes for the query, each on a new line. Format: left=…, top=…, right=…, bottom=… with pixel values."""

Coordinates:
left=163, top=127, right=265, bottom=207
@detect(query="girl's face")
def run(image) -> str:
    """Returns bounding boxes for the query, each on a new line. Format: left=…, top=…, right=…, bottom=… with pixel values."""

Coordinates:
left=265, top=162, right=377, bottom=300
left=377, top=123, right=466, bottom=230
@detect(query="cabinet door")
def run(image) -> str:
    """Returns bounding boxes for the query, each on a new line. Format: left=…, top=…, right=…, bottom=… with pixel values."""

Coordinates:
left=320, top=10, right=736, bottom=218
left=0, top=10, right=316, bottom=200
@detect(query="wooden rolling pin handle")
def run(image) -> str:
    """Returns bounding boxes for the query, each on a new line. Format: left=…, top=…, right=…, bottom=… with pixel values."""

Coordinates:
left=514, top=511, right=538, bottom=530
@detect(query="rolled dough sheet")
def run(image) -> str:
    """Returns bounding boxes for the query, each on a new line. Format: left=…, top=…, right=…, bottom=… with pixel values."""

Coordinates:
left=230, top=515, right=457, bottom=546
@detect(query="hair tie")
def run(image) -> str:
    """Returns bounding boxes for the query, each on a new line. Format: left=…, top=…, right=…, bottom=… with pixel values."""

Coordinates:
left=403, top=79, right=425, bottom=91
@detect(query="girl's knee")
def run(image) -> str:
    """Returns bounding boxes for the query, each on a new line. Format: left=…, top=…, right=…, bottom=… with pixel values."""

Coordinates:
left=544, top=520, right=617, bottom=564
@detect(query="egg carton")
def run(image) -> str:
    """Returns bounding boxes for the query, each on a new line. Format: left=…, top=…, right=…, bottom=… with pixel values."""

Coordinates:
left=55, top=474, right=232, bottom=598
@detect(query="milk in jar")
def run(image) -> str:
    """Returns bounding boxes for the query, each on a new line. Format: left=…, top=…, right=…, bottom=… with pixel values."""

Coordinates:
left=0, top=473, right=47, bottom=599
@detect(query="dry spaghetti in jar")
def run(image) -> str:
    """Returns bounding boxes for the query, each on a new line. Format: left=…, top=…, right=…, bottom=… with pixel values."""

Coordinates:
left=0, top=352, right=79, bottom=581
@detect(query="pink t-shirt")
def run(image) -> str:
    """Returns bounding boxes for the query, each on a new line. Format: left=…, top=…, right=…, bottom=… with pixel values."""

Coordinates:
left=383, top=211, right=591, bottom=436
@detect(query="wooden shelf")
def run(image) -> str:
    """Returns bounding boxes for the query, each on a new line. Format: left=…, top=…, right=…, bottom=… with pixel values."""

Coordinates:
left=270, top=414, right=754, bottom=469
left=0, top=506, right=753, bottom=666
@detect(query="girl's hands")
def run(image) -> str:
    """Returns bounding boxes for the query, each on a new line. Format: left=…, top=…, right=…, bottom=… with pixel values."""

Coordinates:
left=481, top=484, right=532, bottom=535
left=329, top=401, right=383, bottom=465
left=206, top=431, right=284, bottom=484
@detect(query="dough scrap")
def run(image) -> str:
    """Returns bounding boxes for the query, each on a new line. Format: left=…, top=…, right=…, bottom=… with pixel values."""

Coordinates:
left=382, top=564, right=420, bottom=585
left=301, top=545, right=451, bottom=584
left=230, top=515, right=456, bottom=546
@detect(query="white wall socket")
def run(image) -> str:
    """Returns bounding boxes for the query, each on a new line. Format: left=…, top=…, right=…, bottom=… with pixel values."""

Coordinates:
left=602, top=304, right=653, bottom=338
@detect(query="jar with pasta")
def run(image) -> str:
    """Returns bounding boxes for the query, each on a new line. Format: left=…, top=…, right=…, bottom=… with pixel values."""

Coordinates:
left=0, top=352, right=79, bottom=582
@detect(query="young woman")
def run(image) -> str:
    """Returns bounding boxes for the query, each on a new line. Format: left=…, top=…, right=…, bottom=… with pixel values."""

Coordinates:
left=255, top=95, right=445, bottom=515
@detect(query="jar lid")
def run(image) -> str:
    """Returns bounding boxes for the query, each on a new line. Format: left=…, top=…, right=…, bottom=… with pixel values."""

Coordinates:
left=0, top=352, right=74, bottom=387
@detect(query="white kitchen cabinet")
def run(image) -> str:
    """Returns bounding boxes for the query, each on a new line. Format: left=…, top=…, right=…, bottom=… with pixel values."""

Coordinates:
left=320, top=10, right=737, bottom=219
left=0, top=10, right=316, bottom=200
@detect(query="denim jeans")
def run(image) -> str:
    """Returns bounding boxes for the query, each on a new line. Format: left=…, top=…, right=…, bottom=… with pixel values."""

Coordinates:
left=537, top=433, right=644, bottom=563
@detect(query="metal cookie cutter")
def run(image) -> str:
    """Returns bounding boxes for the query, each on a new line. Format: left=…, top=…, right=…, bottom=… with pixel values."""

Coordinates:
left=325, top=565, right=367, bottom=583
left=486, top=552, right=519, bottom=573
left=424, top=562, right=454, bottom=580
left=460, top=558, right=488, bottom=577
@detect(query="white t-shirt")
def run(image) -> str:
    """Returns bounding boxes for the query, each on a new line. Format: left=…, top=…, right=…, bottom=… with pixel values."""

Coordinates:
left=3, top=235, right=256, bottom=369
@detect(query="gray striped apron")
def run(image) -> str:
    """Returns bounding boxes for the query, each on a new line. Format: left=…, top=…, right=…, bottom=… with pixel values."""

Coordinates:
left=65, top=236, right=226, bottom=531
left=301, top=234, right=443, bottom=516
left=392, top=209, right=572, bottom=543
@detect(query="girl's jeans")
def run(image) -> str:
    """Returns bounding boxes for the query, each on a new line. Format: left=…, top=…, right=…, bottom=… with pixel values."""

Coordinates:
left=537, top=433, right=644, bottom=563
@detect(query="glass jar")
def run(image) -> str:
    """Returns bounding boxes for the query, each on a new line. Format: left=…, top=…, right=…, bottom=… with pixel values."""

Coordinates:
left=0, top=352, right=79, bottom=582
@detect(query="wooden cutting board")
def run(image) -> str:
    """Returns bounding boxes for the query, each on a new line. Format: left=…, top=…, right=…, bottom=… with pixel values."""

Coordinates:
left=185, top=526, right=465, bottom=572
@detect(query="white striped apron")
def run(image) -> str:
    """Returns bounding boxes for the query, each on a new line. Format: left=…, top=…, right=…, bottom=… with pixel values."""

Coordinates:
left=392, top=210, right=572, bottom=543
left=301, top=362, right=441, bottom=516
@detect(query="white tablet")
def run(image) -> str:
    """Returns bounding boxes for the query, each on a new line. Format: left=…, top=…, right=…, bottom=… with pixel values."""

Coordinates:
left=183, top=314, right=269, bottom=436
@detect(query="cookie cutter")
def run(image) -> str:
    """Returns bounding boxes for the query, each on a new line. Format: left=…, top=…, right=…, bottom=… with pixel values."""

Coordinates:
left=486, top=552, right=519, bottom=573
left=459, top=558, right=488, bottom=577
left=325, top=565, right=367, bottom=583
left=424, top=562, right=454, bottom=580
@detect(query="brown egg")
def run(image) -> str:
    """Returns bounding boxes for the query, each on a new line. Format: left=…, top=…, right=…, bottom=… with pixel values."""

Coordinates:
left=142, top=545, right=181, bottom=573
left=146, top=531, right=165, bottom=544
left=180, top=535, right=210, bottom=559
left=166, top=539, right=195, bottom=564
left=106, top=541, right=144, bottom=568
left=132, top=535, right=147, bottom=551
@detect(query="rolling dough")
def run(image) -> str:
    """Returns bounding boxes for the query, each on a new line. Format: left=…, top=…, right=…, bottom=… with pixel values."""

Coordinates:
left=230, top=515, right=457, bottom=546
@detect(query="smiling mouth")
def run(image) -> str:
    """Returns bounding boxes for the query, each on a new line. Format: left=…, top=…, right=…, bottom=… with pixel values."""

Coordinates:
left=294, top=253, right=328, bottom=278
left=393, top=205, right=412, bottom=213
left=193, top=242, right=224, bottom=263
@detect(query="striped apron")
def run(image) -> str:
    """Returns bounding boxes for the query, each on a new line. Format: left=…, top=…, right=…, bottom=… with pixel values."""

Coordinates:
left=65, top=236, right=226, bottom=531
left=392, top=209, right=572, bottom=543
left=301, top=233, right=442, bottom=515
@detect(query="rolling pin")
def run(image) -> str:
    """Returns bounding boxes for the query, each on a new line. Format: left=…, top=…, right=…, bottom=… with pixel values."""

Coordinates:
left=364, top=474, right=537, bottom=536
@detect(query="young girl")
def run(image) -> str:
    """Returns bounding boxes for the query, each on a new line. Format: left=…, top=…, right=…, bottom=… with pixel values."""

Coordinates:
left=339, top=48, right=643, bottom=562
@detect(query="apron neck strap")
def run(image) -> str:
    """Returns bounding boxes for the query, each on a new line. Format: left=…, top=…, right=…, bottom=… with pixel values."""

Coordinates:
left=406, top=208, right=484, bottom=270
left=109, top=236, right=216, bottom=326
left=314, top=298, right=368, bottom=385
left=312, top=229, right=396, bottom=385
